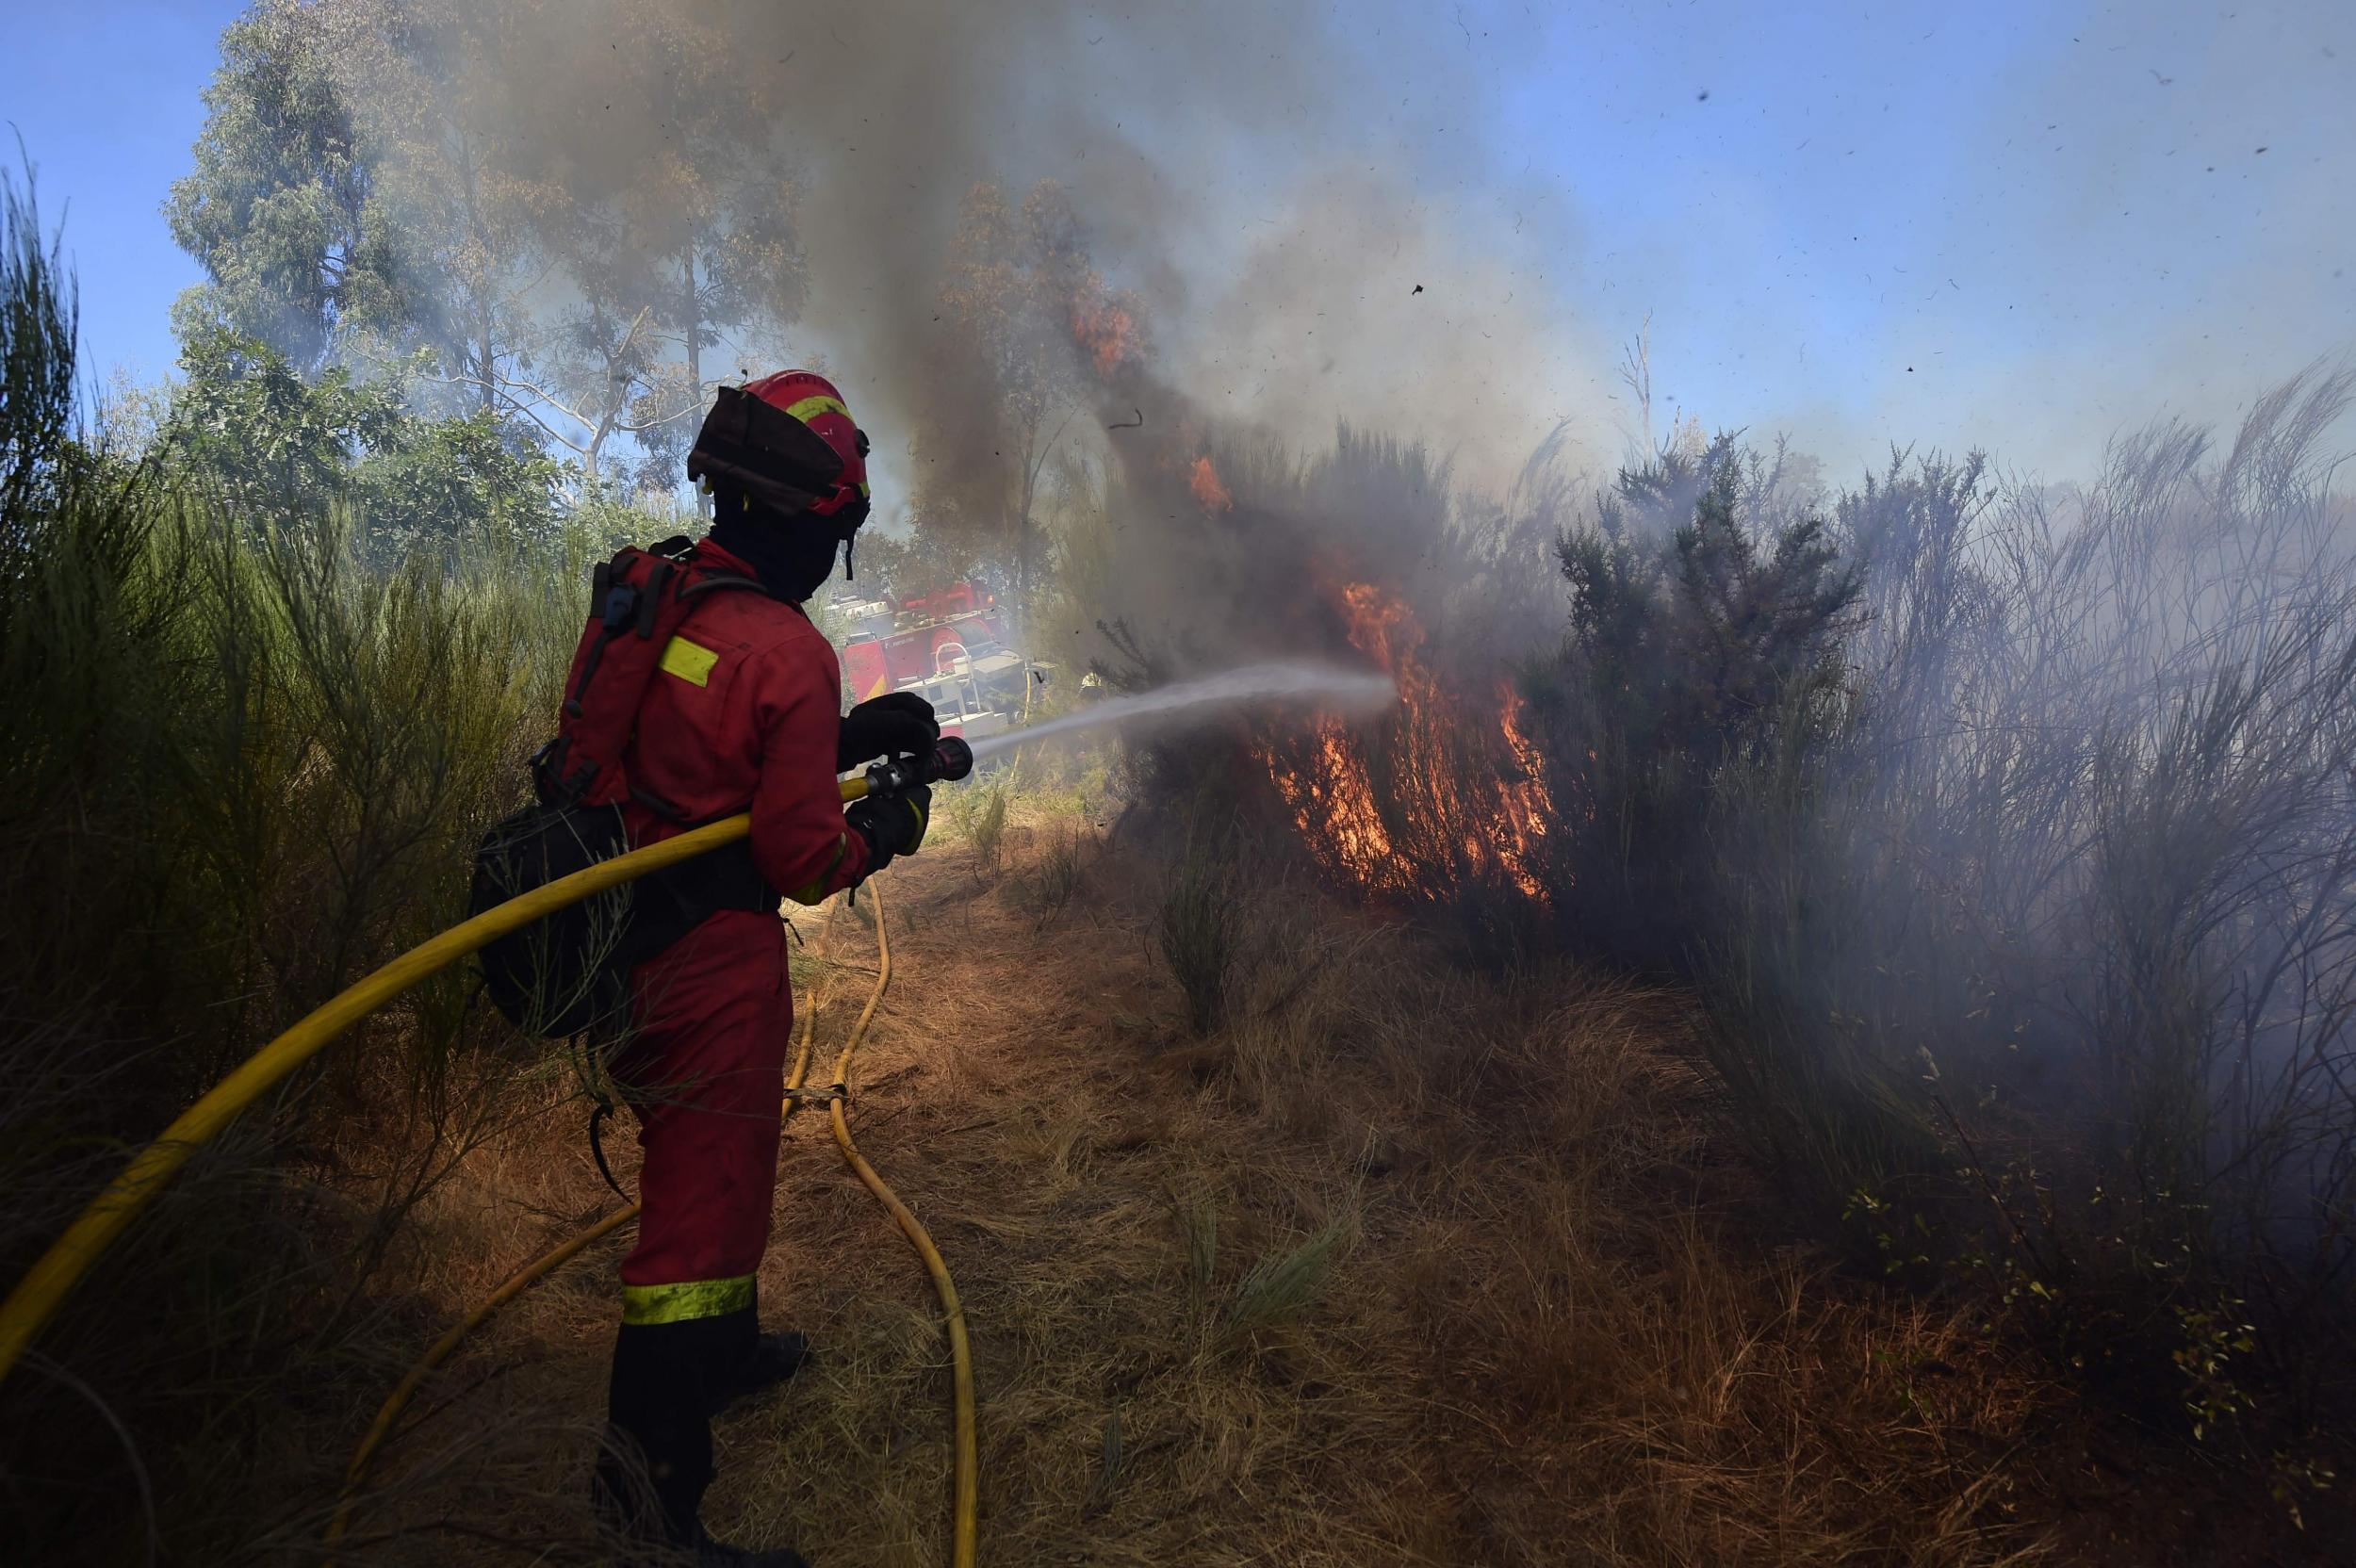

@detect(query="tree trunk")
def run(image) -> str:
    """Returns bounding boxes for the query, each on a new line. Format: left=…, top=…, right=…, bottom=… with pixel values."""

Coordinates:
left=477, top=308, right=495, bottom=416
left=682, top=239, right=701, bottom=400
left=458, top=130, right=499, bottom=416
left=685, top=238, right=709, bottom=517
left=1015, top=465, right=1039, bottom=606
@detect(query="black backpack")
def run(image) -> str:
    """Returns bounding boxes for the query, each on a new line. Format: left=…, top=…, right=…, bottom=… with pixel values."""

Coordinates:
left=469, top=799, right=640, bottom=1038
left=469, top=538, right=774, bottom=1038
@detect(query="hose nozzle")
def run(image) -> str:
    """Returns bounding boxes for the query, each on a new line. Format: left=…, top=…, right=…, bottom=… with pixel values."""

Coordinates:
left=858, top=734, right=974, bottom=801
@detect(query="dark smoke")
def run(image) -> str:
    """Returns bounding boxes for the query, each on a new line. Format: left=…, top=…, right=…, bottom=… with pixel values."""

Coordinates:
left=350, top=0, right=1605, bottom=523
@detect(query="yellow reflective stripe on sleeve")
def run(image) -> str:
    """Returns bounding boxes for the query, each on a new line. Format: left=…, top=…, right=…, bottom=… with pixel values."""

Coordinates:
left=787, top=833, right=850, bottom=906
left=621, top=1273, right=755, bottom=1326
left=783, top=395, right=849, bottom=425
left=659, top=635, right=720, bottom=688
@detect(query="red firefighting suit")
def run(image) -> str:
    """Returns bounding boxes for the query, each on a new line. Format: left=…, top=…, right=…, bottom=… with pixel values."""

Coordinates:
left=606, top=537, right=870, bottom=1321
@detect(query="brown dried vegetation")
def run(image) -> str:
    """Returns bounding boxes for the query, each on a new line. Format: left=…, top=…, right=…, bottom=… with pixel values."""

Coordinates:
left=334, top=806, right=2144, bottom=1568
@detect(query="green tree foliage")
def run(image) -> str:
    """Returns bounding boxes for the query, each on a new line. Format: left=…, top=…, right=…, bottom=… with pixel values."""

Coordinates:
left=168, top=325, right=404, bottom=507
left=506, top=0, right=810, bottom=480
left=169, top=0, right=813, bottom=488
left=166, top=326, right=563, bottom=558
left=351, top=400, right=567, bottom=556
left=854, top=527, right=988, bottom=602
left=312, top=0, right=542, bottom=417
left=164, top=0, right=407, bottom=368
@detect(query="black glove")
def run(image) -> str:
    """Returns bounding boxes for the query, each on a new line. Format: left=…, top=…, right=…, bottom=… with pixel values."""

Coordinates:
left=845, top=783, right=930, bottom=873
left=837, top=692, right=940, bottom=773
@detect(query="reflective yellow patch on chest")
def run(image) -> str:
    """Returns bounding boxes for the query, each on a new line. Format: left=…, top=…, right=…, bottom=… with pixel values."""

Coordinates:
left=658, top=635, right=720, bottom=688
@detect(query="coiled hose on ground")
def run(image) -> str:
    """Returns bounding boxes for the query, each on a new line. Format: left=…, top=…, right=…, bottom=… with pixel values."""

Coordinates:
left=324, top=901, right=842, bottom=1544
left=328, top=886, right=978, bottom=1565
left=0, top=791, right=978, bottom=1567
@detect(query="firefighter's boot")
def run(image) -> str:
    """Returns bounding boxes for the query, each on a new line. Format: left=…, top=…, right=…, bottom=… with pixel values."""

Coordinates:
left=596, top=1318, right=810, bottom=1567
left=709, top=1327, right=812, bottom=1417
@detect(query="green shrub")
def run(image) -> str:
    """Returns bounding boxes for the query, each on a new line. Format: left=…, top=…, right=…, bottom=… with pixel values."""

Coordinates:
left=1156, top=830, right=1242, bottom=1036
left=945, top=777, right=1011, bottom=879
left=1536, top=439, right=1863, bottom=973
left=1520, top=405, right=2356, bottom=1445
left=0, top=171, right=615, bottom=1562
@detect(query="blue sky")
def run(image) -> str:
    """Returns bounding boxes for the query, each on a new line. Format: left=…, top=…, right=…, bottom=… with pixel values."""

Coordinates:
left=2, top=0, right=2348, bottom=483
left=5, top=0, right=244, bottom=386
left=1436, top=0, right=2354, bottom=476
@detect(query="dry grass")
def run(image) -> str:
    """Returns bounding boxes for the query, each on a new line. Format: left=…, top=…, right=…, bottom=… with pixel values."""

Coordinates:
left=323, top=816, right=2260, bottom=1567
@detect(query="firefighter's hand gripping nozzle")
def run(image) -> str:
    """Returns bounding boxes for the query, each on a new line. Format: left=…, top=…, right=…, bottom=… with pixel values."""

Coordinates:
left=859, top=734, right=974, bottom=803
left=845, top=735, right=973, bottom=875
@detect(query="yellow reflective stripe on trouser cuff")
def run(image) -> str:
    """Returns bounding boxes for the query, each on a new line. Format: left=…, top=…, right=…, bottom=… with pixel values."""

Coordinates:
left=621, top=1274, right=755, bottom=1326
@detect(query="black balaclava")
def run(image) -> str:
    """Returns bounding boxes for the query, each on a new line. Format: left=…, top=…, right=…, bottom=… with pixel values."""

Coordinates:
left=707, top=491, right=846, bottom=603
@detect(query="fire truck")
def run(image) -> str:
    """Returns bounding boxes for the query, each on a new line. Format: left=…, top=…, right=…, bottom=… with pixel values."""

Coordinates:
left=832, top=580, right=1039, bottom=741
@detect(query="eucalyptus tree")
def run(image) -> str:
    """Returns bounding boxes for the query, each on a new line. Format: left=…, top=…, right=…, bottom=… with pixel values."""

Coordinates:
left=165, top=0, right=410, bottom=369
left=168, top=0, right=812, bottom=490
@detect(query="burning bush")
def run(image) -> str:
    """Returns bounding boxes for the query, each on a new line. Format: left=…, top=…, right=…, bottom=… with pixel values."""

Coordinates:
left=1095, top=371, right=2356, bottom=1476
left=1085, top=424, right=1574, bottom=970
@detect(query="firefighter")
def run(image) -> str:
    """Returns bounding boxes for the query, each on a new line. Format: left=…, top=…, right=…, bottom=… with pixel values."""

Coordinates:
left=590, top=370, right=939, bottom=1566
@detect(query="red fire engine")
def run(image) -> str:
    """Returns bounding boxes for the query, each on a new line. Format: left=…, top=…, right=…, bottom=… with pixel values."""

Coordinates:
left=834, top=580, right=1038, bottom=740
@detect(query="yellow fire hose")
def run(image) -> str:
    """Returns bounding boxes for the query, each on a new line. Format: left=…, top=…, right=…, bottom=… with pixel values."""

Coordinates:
left=0, top=767, right=980, bottom=1564
left=0, top=786, right=874, bottom=1382
left=323, top=904, right=844, bottom=1548
left=821, top=880, right=980, bottom=1567
left=327, top=885, right=975, bottom=1563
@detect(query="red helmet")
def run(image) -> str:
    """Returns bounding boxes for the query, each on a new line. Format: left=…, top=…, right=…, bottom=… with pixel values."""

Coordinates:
left=686, top=368, right=872, bottom=524
left=741, top=370, right=869, bottom=518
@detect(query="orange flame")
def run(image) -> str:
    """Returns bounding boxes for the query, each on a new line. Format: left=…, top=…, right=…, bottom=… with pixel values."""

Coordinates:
left=1189, top=455, right=1234, bottom=514
left=1068, top=272, right=1139, bottom=376
left=1265, top=581, right=1555, bottom=906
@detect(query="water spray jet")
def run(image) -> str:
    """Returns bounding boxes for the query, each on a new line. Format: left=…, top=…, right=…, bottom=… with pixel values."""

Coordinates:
left=960, top=660, right=1398, bottom=766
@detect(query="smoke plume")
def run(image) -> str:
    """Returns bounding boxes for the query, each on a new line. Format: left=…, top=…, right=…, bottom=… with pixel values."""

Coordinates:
left=399, top=0, right=1607, bottom=511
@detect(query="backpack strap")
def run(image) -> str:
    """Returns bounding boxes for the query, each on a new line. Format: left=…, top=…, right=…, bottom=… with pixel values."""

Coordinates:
left=679, top=571, right=765, bottom=600
left=541, top=543, right=778, bottom=809
left=638, top=561, right=675, bottom=633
